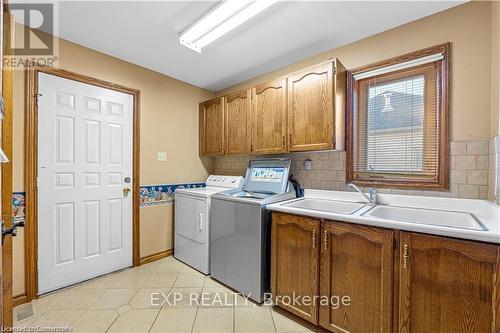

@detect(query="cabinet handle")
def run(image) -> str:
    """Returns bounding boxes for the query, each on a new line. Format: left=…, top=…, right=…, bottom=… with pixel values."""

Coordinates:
left=282, top=135, right=285, bottom=147
left=312, top=229, right=316, bottom=248
left=324, top=230, right=328, bottom=250
left=403, top=244, right=409, bottom=269
left=289, top=134, right=292, bottom=145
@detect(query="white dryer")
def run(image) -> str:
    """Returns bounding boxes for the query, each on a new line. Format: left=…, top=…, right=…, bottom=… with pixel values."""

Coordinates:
left=174, top=175, right=243, bottom=274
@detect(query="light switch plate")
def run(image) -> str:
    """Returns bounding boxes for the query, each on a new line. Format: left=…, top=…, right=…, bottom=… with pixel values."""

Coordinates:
left=157, top=152, right=167, bottom=161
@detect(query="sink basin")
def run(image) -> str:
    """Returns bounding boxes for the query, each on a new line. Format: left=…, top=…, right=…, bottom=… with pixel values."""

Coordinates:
left=283, top=198, right=366, bottom=215
left=363, top=205, right=487, bottom=231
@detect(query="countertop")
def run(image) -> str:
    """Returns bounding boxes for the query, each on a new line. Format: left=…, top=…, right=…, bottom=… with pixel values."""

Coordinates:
left=267, top=189, right=500, bottom=244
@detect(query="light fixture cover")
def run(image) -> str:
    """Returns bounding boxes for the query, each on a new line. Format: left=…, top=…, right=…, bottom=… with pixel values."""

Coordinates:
left=180, top=0, right=277, bottom=53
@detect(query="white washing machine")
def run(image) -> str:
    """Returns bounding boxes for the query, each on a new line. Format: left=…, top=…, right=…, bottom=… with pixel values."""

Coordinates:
left=174, top=175, right=244, bottom=274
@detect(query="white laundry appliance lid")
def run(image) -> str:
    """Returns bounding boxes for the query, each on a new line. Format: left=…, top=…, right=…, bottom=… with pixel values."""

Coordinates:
left=175, top=175, right=244, bottom=198
left=175, top=186, right=229, bottom=198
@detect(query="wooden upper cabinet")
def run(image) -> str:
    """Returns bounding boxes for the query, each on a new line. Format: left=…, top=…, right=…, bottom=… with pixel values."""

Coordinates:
left=251, top=78, right=287, bottom=155
left=271, top=212, right=320, bottom=324
left=224, top=89, right=251, bottom=155
left=199, top=97, right=224, bottom=156
left=198, top=59, right=348, bottom=156
left=287, top=59, right=346, bottom=152
left=320, top=222, right=394, bottom=333
left=398, top=232, right=500, bottom=333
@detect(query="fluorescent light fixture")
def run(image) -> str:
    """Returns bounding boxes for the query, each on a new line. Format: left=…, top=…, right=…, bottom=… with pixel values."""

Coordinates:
left=180, top=0, right=277, bottom=53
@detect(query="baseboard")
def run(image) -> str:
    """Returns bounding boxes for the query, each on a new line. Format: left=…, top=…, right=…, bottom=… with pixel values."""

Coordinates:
left=139, top=249, right=173, bottom=265
left=13, top=294, right=29, bottom=307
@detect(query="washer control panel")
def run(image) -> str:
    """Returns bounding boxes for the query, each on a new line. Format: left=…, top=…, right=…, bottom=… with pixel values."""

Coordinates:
left=206, top=175, right=244, bottom=189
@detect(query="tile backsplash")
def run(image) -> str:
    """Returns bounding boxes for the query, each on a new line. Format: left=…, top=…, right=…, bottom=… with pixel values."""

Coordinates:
left=214, top=139, right=497, bottom=201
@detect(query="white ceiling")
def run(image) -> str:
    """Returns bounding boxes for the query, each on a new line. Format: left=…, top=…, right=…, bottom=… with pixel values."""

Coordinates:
left=50, top=1, right=464, bottom=91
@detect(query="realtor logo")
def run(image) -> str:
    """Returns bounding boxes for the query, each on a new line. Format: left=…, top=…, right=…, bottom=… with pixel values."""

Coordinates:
left=5, top=2, right=59, bottom=69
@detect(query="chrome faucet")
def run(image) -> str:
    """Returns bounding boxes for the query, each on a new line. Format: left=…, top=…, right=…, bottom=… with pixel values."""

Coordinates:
left=347, top=183, right=377, bottom=206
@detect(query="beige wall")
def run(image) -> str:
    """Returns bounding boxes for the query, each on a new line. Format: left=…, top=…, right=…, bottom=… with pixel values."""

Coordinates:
left=492, top=1, right=500, bottom=137
left=12, top=28, right=214, bottom=296
left=218, top=1, right=493, bottom=141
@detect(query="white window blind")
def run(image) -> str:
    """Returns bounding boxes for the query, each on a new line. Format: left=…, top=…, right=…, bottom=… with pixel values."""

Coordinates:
left=353, top=53, right=444, bottom=80
left=352, top=61, right=441, bottom=182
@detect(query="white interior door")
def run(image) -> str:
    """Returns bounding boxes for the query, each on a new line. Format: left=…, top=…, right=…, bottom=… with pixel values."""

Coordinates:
left=37, top=72, right=133, bottom=294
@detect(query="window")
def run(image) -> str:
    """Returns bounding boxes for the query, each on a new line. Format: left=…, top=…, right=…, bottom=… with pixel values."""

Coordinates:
left=347, top=44, right=450, bottom=189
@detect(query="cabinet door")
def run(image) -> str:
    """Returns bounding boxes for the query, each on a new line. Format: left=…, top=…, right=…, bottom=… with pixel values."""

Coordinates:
left=252, top=79, right=287, bottom=154
left=320, top=221, right=394, bottom=333
left=399, top=232, right=500, bottom=333
left=271, top=212, right=320, bottom=324
left=288, top=61, right=334, bottom=152
left=199, top=97, right=224, bottom=156
left=224, top=89, right=251, bottom=155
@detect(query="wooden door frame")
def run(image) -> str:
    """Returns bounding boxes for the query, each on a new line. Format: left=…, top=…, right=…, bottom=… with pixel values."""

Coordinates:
left=1, top=0, right=14, bottom=325
left=24, top=65, right=141, bottom=302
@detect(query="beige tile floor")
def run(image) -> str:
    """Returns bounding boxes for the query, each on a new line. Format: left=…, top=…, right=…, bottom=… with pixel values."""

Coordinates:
left=14, top=257, right=314, bottom=333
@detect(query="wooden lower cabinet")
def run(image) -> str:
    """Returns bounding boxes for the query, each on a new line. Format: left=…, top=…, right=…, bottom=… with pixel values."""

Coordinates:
left=271, top=212, right=320, bottom=323
left=271, top=213, right=500, bottom=333
left=319, top=222, right=394, bottom=333
left=398, top=232, right=500, bottom=333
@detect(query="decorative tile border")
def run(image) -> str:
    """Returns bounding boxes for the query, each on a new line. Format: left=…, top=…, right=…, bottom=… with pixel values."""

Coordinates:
left=11, top=183, right=204, bottom=217
left=139, top=183, right=206, bottom=207
left=13, top=192, right=25, bottom=221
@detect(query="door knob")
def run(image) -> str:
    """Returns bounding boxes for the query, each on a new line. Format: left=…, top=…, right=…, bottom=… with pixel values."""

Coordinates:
left=123, top=187, right=131, bottom=197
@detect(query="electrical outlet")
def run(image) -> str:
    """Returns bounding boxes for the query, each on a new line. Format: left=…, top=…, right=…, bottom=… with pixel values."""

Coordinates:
left=157, top=152, right=167, bottom=161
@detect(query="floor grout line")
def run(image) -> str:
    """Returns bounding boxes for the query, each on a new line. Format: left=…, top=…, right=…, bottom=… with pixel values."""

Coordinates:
left=190, top=305, right=201, bottom=333
left=147, top=306, right=162, bottom=333
left=269, top=306, right=278, bottom=333
left=104, top=309, right=120, bottom=333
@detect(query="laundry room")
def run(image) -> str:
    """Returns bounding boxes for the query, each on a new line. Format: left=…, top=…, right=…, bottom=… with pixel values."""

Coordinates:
left=0, top=0, right=499, bottom=332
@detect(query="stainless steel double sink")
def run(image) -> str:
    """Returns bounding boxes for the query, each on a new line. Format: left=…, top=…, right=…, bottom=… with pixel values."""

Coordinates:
left=282, top=198, right=487, bottom=231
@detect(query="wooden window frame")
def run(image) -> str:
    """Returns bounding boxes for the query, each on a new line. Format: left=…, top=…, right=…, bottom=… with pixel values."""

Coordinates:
left=346, top=43, right=450, bottom=190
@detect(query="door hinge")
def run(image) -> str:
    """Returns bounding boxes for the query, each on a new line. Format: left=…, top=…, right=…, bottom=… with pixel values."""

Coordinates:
left=36, top=93, right=43, bottom=108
